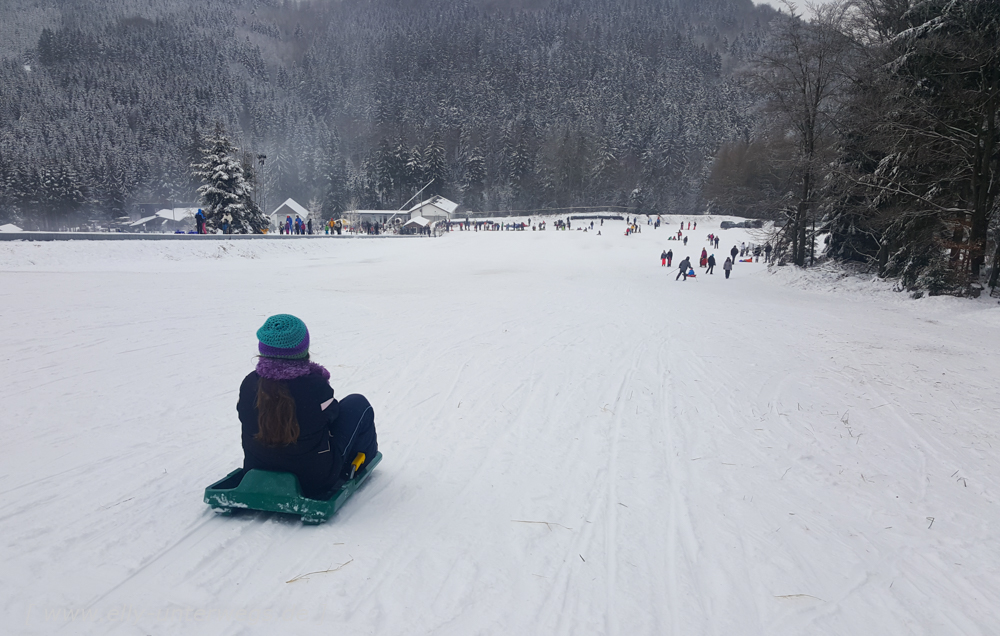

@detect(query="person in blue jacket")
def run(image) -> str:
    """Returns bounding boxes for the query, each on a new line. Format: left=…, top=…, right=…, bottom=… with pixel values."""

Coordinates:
left=237, top=315, right=378, bottom=498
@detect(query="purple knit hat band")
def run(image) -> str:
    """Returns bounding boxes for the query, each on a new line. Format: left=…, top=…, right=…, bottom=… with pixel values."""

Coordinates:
left=258, top=332, right=309, bottom=359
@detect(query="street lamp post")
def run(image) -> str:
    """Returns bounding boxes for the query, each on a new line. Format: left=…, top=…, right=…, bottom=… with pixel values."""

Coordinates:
left=257, top=153, right=267, bottom=218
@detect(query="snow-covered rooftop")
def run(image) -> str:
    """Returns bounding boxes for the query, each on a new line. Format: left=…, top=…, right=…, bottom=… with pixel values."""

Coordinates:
left=403, top=215, right=430, bottom=227
left=270, top=198, right=310, bottom=218
left=129, top=215, right=165, bottom=227
left=408, top=195, right=458, bottom=215
left=155, top=208, right=198, bottom=221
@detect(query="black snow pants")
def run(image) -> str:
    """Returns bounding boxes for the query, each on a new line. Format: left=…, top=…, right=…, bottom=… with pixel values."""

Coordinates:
left=331, top=394, right=379, bottom=479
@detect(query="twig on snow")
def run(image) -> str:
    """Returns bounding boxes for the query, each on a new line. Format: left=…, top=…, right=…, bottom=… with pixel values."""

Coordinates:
left=774, top=594, right=826, bottom=602
left=512, top=520, right=573, bottom=531
left=286, top=558, right=354, bottom=584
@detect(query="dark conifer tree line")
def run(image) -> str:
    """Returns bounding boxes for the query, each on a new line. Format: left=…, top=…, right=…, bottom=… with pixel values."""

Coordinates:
left=705, top=0, right=999, bottom=295
left=0, top=0, right=772, bottom=230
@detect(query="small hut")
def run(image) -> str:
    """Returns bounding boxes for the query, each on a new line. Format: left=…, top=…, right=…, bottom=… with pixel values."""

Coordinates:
left=269, top=199, right=311, bottom=230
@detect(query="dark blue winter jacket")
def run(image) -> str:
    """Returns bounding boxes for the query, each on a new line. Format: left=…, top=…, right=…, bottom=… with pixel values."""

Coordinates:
left=237, top=372, right=343, bottom=498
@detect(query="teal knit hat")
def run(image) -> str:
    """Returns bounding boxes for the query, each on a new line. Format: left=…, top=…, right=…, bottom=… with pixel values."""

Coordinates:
left=256, top=314, right=310, bottom=359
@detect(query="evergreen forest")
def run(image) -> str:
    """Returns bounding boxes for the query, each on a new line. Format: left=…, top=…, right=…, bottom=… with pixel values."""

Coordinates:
left=2, top=0, right=997, bottom=295
left=0, top=0, right=769, bottom=227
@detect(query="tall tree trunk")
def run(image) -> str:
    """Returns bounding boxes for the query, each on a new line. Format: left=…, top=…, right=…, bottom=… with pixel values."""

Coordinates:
left=989, top=240, right=1000, bottom=290
left=970, top=74, right=998, bottom=280
left=796, top=171, right=811, bottom=266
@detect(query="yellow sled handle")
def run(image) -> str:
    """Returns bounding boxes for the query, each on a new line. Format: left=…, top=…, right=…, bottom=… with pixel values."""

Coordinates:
left=349, top=452, right=366, bottom=480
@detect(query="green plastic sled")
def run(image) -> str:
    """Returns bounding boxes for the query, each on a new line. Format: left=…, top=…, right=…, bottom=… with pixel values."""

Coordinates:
left=204, top=452, right=382, bottom=524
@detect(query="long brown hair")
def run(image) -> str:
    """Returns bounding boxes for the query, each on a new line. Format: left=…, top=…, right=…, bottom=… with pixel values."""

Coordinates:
left=255, top=376, right=300, bottom=447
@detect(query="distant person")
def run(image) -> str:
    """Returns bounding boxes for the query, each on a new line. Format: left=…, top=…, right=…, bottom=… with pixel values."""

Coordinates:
left=195, top=209, right=206, bottom=234
left=731, top=245, right=739, bottom=263
left=666, top=249, right=673, bottom=267
left=683, top=236, right=688, bottom=246
left=700, top=247, right=708, bottom=268
left=714, top=236, right=720, bottom=249
left=724, top=257, right=733, bottom=279
left=307, top=218, right=313, bottom=235
left=661, top=250, right=668, bottom=267
left=764, top=243, right=773, bottom=263
left=707, top=253, right=716, bottom=274
left=676, top=256, right=692, bottom=281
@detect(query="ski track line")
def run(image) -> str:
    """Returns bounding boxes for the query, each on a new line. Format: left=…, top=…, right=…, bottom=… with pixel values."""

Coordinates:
left=535, top=334, right=642, bottom=636
left=662, top=328, right=718, bottom=634
left=344, top=351, right=539, bottom=626
left=647, top=325, right=675, bottom=635
left=661, top=325, right=684, bottom=635
left=601, top=343, right=634, bottom=636
left=81, top=514, right=218, bottom=613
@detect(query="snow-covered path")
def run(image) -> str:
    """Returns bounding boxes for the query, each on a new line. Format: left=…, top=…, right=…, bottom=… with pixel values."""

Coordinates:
left=1, top=219, right=998, bottom=635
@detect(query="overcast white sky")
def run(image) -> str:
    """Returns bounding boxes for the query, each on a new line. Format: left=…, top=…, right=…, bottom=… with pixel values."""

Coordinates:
left=754, top=0, right=842, bottom=18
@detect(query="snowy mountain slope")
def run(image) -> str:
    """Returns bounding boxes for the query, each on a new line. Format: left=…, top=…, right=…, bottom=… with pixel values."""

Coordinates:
left=1, top=217, right=998, bottom=635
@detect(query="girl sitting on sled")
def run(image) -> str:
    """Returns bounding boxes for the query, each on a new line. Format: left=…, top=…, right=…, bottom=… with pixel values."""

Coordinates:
left=236, top=315, right=378, bottom=499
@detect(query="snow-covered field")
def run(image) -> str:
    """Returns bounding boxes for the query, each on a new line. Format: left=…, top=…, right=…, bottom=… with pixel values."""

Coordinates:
left=1, top=216, right=998, bottom=636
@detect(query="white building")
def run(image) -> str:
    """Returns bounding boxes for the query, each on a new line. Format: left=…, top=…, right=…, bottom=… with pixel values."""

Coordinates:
left=345, top=210, right=404, bottom=225
left=269, top=198, right=311, bottom=229
left=408, top=196, right=458, bottom=222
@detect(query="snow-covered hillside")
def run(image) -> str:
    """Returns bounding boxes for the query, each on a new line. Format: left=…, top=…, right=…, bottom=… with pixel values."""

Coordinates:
left=1, top=217, right=998, bottom=635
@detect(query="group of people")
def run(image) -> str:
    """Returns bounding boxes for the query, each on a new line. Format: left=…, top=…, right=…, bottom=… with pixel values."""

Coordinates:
left=192, top=209, right=233, bottom=234
left=280, top=215, right=311, bottom=235
left=666, top=251, right=734, bottom=281
left=662, top=235, right=745, bottom=281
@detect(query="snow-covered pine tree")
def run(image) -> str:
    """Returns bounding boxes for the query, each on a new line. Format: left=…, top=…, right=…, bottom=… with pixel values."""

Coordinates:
left=191, top=125, right=268, bottom=234
left=423, top=133, right=446, bottom=198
